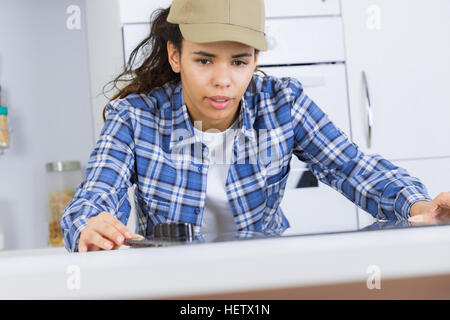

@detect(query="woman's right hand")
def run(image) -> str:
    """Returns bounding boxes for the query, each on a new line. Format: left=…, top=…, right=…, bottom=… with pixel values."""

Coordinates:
left=78, top=211, right=133, bottom=252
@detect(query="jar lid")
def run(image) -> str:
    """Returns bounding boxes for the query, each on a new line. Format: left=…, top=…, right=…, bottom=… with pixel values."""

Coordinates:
left=0, top=106, right=7, bottom=116
left=46, top=161, right=81, bottom=172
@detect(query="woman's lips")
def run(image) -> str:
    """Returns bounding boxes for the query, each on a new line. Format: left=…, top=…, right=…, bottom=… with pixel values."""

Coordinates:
left=206, top=96, right=232, bottom=110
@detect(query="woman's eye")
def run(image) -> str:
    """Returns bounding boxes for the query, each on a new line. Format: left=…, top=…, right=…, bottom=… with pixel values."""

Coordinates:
left=233, top=60, right=247, bottom=66
left=197, top=59, right=210, bottom=65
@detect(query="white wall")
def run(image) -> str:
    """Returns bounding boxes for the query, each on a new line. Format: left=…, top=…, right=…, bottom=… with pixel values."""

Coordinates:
left=0, top=0, right=95, bottom=250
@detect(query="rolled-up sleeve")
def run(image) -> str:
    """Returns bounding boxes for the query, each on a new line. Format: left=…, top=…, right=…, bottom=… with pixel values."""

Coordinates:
left=61, top=99, right=136, bottom=252
left=288, top=78, right=432, bottom=221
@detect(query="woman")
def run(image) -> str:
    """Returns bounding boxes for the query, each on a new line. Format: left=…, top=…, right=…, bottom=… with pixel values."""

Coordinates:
left=61, top=0, right=450, bottom=252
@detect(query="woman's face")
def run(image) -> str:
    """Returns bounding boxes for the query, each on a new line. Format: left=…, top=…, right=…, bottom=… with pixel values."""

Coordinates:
left=168, top=40, right=258, bottom=132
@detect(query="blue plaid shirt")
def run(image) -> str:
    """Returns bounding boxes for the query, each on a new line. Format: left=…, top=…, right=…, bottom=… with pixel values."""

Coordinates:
left=61, top=74, right=432, bottom=252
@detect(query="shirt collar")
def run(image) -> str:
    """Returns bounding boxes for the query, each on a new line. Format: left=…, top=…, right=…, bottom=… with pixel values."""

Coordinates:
left=169, top=82, right=197, bottom=151
left=169, top=80, right=257, bottom=151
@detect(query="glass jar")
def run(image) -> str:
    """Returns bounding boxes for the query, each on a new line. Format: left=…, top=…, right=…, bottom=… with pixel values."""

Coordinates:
left=46, top=161, right=83, bottom=247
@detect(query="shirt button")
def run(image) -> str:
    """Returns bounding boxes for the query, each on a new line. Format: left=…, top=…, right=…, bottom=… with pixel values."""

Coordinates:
left=198, top=165, right=203, bottom=172
left=195, top=208, right=200, bottom=214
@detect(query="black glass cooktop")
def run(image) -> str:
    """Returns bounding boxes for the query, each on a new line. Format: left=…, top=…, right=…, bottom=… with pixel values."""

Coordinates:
left=124, top=218, right=450, bottom=248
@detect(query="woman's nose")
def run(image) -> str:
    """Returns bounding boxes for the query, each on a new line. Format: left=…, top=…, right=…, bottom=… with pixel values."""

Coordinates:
left=211, top=64, right=232, bottom=88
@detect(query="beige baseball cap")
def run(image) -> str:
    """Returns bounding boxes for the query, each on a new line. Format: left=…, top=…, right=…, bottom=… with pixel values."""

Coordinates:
left=167, top=0, right=268, bottom=51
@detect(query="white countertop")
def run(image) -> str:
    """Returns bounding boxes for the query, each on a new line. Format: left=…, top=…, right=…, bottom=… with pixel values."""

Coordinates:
left=0, top=224, right=449, bottom=299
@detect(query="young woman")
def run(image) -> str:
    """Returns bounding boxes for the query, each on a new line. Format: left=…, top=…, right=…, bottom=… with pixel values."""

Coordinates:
left=61, top=0, right=450, bottom=252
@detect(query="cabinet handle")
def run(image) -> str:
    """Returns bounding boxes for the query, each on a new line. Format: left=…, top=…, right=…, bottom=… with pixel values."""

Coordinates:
left=362, top=71, right=373, bottom=148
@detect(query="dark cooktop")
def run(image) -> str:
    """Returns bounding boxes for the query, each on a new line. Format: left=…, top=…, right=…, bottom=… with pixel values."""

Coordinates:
left=124, top=219, right=450, bottom=248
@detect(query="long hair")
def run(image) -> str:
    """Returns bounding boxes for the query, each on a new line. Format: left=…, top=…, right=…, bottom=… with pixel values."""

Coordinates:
left=102, top=6, right=264, bottom=122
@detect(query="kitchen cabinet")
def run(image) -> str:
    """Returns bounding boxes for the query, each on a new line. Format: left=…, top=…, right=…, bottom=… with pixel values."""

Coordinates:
left=341, top=0, right=450, bottom=159
left=342, top=0, right=450, bottom=227
left=119, top=0, right=341, bottom=23
left=259, top=64, right=351, bottom=135
left=265, top=0, right=341, bottom=18
left=281, top=186, right=358, bottom=235
left=122, top=17, right=346, bottom=67
left=122, top=11, right=346, bottom=67
left=259, top=17, right=345, bottom=65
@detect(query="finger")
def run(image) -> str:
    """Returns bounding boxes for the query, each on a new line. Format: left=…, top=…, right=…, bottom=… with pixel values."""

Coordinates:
left=87, top=231, right=115, bottom=250
left=102, top=213, right=132, bottom=239
left=87, top=243, right=102, bottom=251
left=94, top=222, right=126, bottom=246
left=131, top=234, right=144, bottom=240
left=408, top=214, right=426, bottom=223
left=78, top=240, right=88, bottom=253
left=121, top=234, right=145, bottom=247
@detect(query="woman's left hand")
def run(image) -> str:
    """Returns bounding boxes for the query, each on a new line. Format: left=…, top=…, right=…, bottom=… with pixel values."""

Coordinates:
left=408, top=192, right=450, bottom=225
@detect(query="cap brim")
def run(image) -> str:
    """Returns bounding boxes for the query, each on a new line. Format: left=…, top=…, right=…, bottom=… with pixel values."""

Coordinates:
left=179, top=23, right=268, bottom=51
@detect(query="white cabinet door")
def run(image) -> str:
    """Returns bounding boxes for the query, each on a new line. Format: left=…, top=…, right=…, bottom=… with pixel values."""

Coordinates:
left=122, top=14, right=346, bottom=67
left=281, top=186, right=358, bottom=236
left=259, top=17, right=345, bottom=65
left=357, top=157, right=450, bottom=228
left=342, top=0, right=450, bottom=159
left=395, top=158, right=450, bottom=199
left=119, top=0, right=341, bottom=22
left=259, top=64, right=351, bottom=135
left=265, top=0, right=341, bottom=18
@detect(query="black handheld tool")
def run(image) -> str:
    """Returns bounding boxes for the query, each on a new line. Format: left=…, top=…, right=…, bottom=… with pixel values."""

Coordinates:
left=124, top=222, right=195, bottom=247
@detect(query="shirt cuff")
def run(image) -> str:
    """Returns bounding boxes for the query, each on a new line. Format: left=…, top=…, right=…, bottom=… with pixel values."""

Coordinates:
left=394, top=185, right=433, bottom=220
left=68, top=215, right=89, bottom=252
left=64, top=203, right=102, bottom=252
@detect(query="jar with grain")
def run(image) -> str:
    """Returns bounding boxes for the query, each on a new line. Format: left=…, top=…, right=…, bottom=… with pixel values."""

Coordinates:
left=46, top=161, right=83, bottom=247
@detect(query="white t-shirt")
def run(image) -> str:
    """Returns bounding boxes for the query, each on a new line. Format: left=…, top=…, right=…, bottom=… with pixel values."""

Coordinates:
left=193, top=119, right=239, bottom=241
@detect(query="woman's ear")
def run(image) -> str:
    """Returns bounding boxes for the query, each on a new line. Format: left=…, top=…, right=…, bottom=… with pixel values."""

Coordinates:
left=167, top=41, right=181, bottom=73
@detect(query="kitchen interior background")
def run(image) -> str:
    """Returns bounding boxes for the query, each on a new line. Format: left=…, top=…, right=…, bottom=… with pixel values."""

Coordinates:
left=0, top=0, right=449, bottom=251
